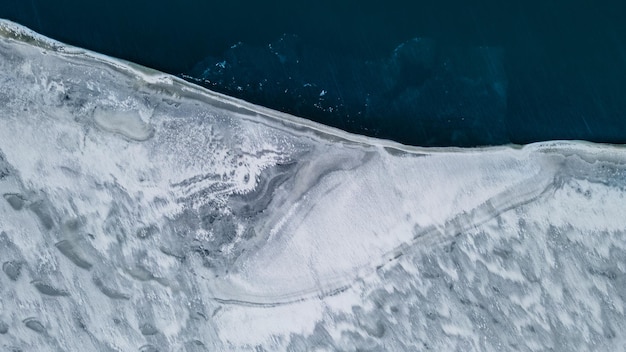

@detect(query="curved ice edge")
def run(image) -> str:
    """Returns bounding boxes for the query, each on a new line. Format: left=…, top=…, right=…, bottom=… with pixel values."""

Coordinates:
left=206, top=145, right=626, bottom=306
left=206, top=158, right=561, bottom=306
left=1, top=18, right=621, bottom=155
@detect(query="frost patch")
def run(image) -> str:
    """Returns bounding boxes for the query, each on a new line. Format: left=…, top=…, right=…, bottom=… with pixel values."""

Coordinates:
left=93, top=107, right=154, bottom=141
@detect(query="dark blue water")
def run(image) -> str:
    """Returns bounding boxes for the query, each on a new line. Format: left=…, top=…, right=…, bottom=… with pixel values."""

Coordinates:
left=2, top=0, right=625, bottom=146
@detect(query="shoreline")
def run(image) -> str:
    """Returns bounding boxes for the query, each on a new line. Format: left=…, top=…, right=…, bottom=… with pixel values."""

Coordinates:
left=2, top=18, right=623, bottom=157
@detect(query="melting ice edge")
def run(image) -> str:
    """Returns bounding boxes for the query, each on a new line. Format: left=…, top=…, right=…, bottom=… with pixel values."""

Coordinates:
left=1, top=20, right=626, bottom=351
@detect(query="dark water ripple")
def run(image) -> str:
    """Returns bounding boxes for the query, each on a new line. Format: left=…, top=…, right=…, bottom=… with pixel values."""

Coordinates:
left=1, top=0, right=625, bottom=146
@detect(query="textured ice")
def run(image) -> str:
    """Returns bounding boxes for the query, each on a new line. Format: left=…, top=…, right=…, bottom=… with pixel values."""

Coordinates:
left=1, top=20, right=626, bottom=351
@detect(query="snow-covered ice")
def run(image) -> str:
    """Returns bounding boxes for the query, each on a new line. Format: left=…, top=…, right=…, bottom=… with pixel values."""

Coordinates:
left=1, top=20, right=626, bottom=351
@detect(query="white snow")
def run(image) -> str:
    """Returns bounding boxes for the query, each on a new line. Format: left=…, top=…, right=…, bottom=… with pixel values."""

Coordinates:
left=1, top=19, right=626, bottom=351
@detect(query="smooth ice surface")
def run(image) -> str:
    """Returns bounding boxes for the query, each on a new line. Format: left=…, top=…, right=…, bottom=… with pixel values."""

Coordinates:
left=1, top=20, right=626, bottom=351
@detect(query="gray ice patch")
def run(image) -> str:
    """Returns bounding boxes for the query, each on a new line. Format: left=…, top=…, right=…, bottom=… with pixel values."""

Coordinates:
left=28, top=200, right=55, bottom=230
left=229, top=161, right=296, bottom=217
left=31, top=280, right=69, bottom=296
left=139, top=323, right=159, bottom=336
left=93, top=107, right=154, bottom=141
left=136, top=225, right=159, bottom=239
left=0, top=320, right=8, bottom=334
left=2, top=260, right=22, bottom=281
left=92, top=276, right=130, bottom=300
left=55, top=240, right=93, bottom=270
left=23, top=318, right=46, bottom=334
left=3, top=193, right=25, bottom=210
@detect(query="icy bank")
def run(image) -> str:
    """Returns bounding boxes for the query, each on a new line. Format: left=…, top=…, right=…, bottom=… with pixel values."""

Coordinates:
left=1, top=20, right=626, bottom=351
